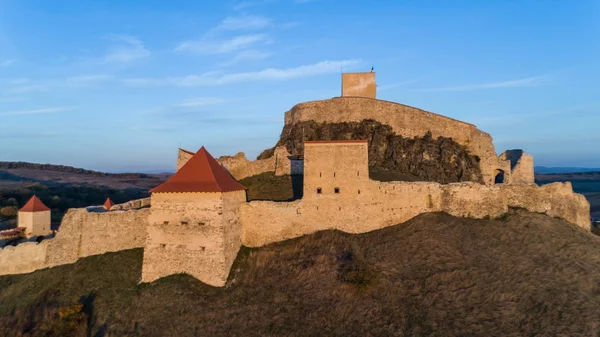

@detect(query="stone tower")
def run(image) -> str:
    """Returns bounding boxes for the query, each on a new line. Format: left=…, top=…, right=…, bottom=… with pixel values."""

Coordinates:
left=141, top=146, right=247, bottom=286
left=303, top=140, right=370, bottom=202
left=341, top=72, right=376, bottom=98
left=18, top=195, right=51, bottom=237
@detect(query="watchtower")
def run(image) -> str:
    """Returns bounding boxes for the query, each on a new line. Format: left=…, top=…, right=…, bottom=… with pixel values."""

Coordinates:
left=141, top=146, right=247, bottom=287
left=341, top=72, right=376, bottom=98
left=18, top=195, right=51, bottom=237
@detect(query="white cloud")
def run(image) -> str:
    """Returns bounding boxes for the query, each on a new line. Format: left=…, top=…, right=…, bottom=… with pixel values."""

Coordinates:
left=378, top=78, right=422, bottom=91
left=217, top=15, right=271, bottom=30
left=0, top=107, right=75, bottom=116
left=0, top=59, right=16, bottom=67
left=221, top=50, right=271, bottom=66
left=123, top=59, right=361, bottom=87
left=66, top=74, right=114, bottom=83
left=175, top=34, right=271, bottom=54
left=417, top=76, right=553, bottom=92
left=176, top=97, right=229, bottom=108
left=101, top=34, right=150, bottom=63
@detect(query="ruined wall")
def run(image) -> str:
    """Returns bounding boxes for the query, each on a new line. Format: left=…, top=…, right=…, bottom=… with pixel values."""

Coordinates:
left=1, top=208, right=149, bottom=276
left=221, top=191, right=247, bottom=272
left=177, top=149, right=194, bottom=171
left=18, top=210, right=51, bottom=236
left=178, top=146, right=297, bottom=180
left=240, top=181, right=590, bottom=247
left=500, top=150, right=534, bottom=184
left=283, top=97, right=506, bottom=185
left=109, top=197, right=151, bottom=211
left=342, top=72, right=376, bottom=98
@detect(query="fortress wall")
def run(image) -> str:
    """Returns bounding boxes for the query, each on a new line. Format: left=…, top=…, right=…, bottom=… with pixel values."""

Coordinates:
left=109, top=197, right=151, bottom=211
left=502, top=182, right=590, bottom=229
left=218, top=146, right=294, bottom=180
left=0, top=241, right=48, bottom=276
left=45, top=208, right=85, bottom=267
left=500, top=150, right=535, bottom=184
left=284, top=97, right=504, bottom=184
left=78, top=208, right=148, bottom=258
left=141, top=193, right=228, bottom=286
left=241, top=181, right=591, bottom=247
left=177, top=149, right=194, bottom=171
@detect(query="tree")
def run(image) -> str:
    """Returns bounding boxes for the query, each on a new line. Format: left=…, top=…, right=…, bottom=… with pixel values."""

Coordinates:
left=0, top=206, right=18, bottom=218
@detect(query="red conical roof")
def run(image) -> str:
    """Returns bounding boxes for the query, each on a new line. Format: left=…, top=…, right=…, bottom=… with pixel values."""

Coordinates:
left=19, top=195, right=50, bottom=212
left=150, top=146, right=247, bottom=193
left=104, top=197, right=115, bottom=210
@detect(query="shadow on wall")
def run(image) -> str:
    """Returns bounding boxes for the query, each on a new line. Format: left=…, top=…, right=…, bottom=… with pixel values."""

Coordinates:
left=291, top=175, right=304, bottom=200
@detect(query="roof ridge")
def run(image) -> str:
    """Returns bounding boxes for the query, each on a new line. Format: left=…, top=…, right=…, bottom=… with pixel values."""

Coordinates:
left=199, top=147, right=221, bottom=191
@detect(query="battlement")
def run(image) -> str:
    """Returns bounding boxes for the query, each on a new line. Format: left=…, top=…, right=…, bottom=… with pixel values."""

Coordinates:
left=341, top=72, right=376, bottom=98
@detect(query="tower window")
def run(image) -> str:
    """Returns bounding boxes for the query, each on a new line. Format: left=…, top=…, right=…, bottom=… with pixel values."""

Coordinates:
left=197, top=221, right=205, bottom=226
left=163, top=221, right=169, bottom=225
left=317, top=187, right=322, bottom=194
left=334, top=187, right=340, bottom=194
left=320, top=172, right=322, bottom=177
left=180, top=221, right=188, bottom=225
left=357, top=171, right=360, bottom=176
left=358, top=189, right=361, bottom=194
left=334, top=172, right=336, bottom=177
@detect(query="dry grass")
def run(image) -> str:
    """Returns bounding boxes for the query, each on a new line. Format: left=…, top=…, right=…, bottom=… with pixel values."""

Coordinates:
left=1, top=210, right=600, bottom=336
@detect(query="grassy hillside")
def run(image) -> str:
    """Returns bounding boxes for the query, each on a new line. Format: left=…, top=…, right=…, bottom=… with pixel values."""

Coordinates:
left=1, top=210, right=599, bottom=336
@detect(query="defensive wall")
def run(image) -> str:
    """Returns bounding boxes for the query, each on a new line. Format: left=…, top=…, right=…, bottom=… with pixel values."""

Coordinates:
left=284, top=96, right=509, bottom=185
left=240, top=181, right=589, bottom=247
left=141, top=190, right=246, bottom=287
left=240, top=141, right=589, bottom=247
left=500, top=150, right=535, bottom=184
left=0, top=204, right=148, bottom=276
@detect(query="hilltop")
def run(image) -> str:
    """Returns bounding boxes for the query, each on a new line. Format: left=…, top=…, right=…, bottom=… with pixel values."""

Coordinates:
left=1, top=209, right=599, bottom=336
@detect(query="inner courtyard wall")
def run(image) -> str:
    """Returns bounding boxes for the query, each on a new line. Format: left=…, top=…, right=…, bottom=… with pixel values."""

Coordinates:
left=284, top=97, right=509, bottom=185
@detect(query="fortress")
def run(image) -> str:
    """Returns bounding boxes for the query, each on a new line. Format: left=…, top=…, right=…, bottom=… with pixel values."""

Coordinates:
left=0, top=72, right=591, bottom=287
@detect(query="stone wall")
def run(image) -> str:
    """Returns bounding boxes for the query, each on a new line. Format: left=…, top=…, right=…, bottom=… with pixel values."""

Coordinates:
left=178, top=146, right=298, bottom=180
left=283, top=97, right=510, bottom=185
left=500, top=150, right=534, bottom=184
left=141, top=191, right=246, bottom=287
left=109, top=197, right=151, bottom=211
left=240, top=181, right=590, bottom=247
left=1, top=207, right=149, bottom=276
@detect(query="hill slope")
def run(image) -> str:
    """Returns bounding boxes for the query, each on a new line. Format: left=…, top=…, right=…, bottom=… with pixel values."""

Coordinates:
left=1, top=210, right=599, bottom=336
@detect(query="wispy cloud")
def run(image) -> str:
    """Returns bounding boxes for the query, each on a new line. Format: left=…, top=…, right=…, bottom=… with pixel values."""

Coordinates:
left=0, top=107, right=75, bottom=116
left=123, top=59, right=361, bottom=87
left=417, top=76, right=554, bottom=92
left=101, top=34, right=150, bottom=63
left=2, top=74, right=114, bottom=94
left=0, top=59, right=16, bottom=67
left=175, top=34, right=271, bottom=54
left=378, top=78, right=422, bottom=91
left=232, top=0, right=274, bottom=11
left=220, top=50, right=271, bottom=66
left=217, top=15, right=271, bottom=31
left=176, top=97, right=229, bottom=108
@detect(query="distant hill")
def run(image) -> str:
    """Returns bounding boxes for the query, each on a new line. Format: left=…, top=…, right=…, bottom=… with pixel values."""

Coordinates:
left=0, top=161, right=167, bottom=191
left=1, top=209, right=599, bottom=336
left=535, top=166, right=600, bottom=174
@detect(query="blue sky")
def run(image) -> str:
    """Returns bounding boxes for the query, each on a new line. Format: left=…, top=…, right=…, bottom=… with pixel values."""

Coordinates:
left=0, top=0, right=598, bottom=172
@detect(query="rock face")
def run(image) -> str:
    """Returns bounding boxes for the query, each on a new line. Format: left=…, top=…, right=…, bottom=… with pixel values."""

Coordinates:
left=259, top=119, right=483, bottom=184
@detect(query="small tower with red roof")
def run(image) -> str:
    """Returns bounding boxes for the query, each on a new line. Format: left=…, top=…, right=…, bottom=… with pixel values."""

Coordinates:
left=141, top=146, right=247, bottom=286
left=103, top=197, right=115, bottom=211
left=18, top=195, right=51, bottom=237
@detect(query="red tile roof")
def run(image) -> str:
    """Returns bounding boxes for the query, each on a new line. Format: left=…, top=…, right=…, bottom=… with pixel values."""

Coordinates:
left=19, top=195, right=50, bottom=212
left=150, top=146, right=247, bottom=193
left=104, top=198, right=115, bottom=210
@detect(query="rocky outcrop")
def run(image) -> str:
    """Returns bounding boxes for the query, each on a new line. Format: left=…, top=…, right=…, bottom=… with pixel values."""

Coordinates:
left=259, top=119, right=483, bottom=184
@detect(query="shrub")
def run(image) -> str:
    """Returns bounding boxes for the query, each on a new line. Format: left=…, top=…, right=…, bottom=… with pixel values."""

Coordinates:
left=0, top=206, right=17, bottom=219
